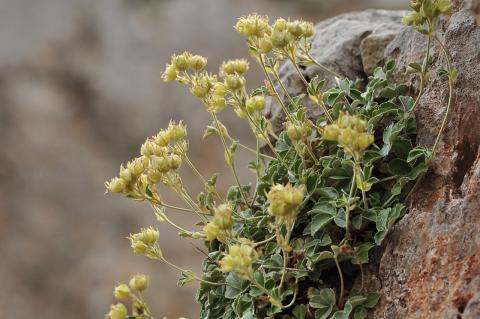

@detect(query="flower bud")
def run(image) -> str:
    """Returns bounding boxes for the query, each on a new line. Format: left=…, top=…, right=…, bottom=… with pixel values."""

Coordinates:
left=267, top=184, right=305, bottom=221
left=225, top=74, right=244, bottom=90
left=287, top=21, right=303, bottom=37
left=214, top=203, right=233, bottom=229
left=271, top=30, right=293, bottom=48
left=114, top=284, right=130, bottom=300
left=203, top=222, right=220, bottom=241
left=147, top=169, right=162, bottom=184
left=172, top=54, right=189, bottom=71
left=259, top=37, right=273, bottom=53
left=286, top=122, right=303, bottom=141
left=139, top=227, right=159, bottom=245
left=162, top=64, right=177, bottom=82
left=212, top=82, right=227, bottom=97
left=106, top=177, right=126, bottom=193
left=108, top=303, right=128, bottom=319
left=154, top=130, right=171, bottom=147
left=300, top=21, right=315, bottom=37
left=189, top=55, right=207, bottom=71
left=220, top=59, right=249, bottom=75
left=322, top=124, right=340, bottom=141
left=168, top=155, right=182, bottom=170
left=246, top=95, right=266, bottom=113
left=220, top=242, right=258, bottom=279
left=169, top=122, right=187, bottom=140
left=128, top=157, right=147, bottom=177
left=119, top=165, right=134, bottom=183
left=129, top=273, right=149, bottom=291
left=274, top=18, right=287, bottom=31
left=141, top=140, right=166, bottom=157
left=191, top=84, right=209, bottom=98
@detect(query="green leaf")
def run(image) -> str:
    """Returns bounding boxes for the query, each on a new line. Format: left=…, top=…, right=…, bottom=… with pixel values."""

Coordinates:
left=354, top=307, right=367, bottom=319
left=388, top=158, right=411, bottom=176
left=364, top=292, right=381, bottom=308
left=177, top=270, right=196, bottom=286
left=332, top=302, right=352, bottom=319
left=407, top=147, right=431, bottom=163
left=225, top=273, right=249, bottom=299
left=311, top=213, right=335, bottom=236
left=293, top=304, right=306, bottom=319
left=399, top=95, right=415, bottom=113
left=351, top=242, right=375, bottom=264
left=310, top=288, right=336, bottom=319
left=379, top=122, right=403, bottom=156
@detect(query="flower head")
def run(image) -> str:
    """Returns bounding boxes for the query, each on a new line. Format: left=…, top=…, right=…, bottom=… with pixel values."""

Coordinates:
left=107, top=303, right=128, bottom=319
left=220, top=242, right=258, bottom=279
left=129, top=273, right=150, bottom=292
left=235, top=14, right=271, bottom=38
left=267, top=183, right=304, bottom=226
left=203, top=203, right=234, bottom=242
left=322, top=112, right=374, bottom=159
left=114, top=283, right=130, bottom=300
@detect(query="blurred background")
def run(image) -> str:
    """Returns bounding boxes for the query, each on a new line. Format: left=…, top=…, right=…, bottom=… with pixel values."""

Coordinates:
left=0, top=0, right=406, bottom=318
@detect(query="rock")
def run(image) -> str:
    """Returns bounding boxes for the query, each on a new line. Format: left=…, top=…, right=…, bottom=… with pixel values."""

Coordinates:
left=269, top=2, right=480, bottom=318
left=372, top=1, right=480, bottom=318
left=265, top=9, right=407, bottom=133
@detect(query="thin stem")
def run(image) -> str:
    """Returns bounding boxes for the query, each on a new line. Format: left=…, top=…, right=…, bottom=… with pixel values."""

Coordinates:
left=211, top=113, right=250, bottom=207
left=410, top=35, right=431, bottom=114
left=286, top=52, right=309, bottom=87
left=157, top=255, right=224, bottom=286
left=305, top=51, right=342, bottom=79
left=159, top=202, right=209, bottom=215
left=228, top=136, right=275, bottom=160
left=431, top=35, right=454, bottom=159
left=253, top=234, right=277, bottom=248
left=286, top=52, right=333, bottom=123
left=258, top=54, right=296, bottom=124
left=334, top=255, right=345, bottom=305
left=304, top=139, right=320, bottom=165
left=345, top=163, right=357, bottom=239
left=282, top=280, right=299, bottom=309
left=270, top=67, right=298, bottom=119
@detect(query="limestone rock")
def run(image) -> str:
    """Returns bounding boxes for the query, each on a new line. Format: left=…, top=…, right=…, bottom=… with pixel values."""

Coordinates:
left=269, top=3, right=480, bottom=317
left=265, top=9, right=407, bottom=132
left=373, top=1, right=480, bottom=318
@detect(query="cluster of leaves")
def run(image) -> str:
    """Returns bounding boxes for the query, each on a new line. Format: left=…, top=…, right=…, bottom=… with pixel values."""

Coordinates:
left=105, top=1, right=455, bottom=318
left=195, top=60, right=429, bottom=319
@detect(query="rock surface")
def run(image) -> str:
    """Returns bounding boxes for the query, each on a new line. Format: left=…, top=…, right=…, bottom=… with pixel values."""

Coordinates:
left=266, top=9, right=407, bottom=132
left=270, top=2, right=480, bottom=318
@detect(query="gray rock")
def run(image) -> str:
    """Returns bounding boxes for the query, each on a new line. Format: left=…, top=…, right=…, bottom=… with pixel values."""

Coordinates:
left=372, top=1, right=480, bottom=318
left=265, top=9, right=407, bottom=132
left=271, top=2, right=480, bottom=318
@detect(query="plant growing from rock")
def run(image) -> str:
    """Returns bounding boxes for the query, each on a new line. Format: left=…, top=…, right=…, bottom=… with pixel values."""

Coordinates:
left=104, top=1, right=455, bottom=318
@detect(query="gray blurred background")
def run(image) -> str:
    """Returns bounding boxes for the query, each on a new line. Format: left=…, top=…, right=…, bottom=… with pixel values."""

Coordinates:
left=0, top=0, right=406, bottom=318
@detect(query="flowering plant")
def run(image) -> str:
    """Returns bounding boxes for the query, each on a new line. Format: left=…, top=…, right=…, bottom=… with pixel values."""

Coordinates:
left=105, top=1, right=455, bottom=318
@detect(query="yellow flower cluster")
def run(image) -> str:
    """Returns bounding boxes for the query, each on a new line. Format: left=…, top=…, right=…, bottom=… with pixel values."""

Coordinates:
left=220, top=59, right=249, bottom=76
left=203, top=203, right=234, bottom=243
left=219, top=241, right=258, bottom=279
left=286, top=120, right=312, bottom=141
left=245, top=95, right=266, bottom=114
left=234, top=14, right=315, bottom=52
left=105, top=121, right=187, bottom=197
left=162, top=51, right=207, bottom=81
left=107, top=303, right=127, bottom=319
left=267, top=184, right=305, bottom=227
left=108, top=273, right=150, bottom=319
left=127, top=227, right=160, bottom=256
left=322, top=112, right=374, bottom=159
left=403, top=0, right=452, bottom=28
